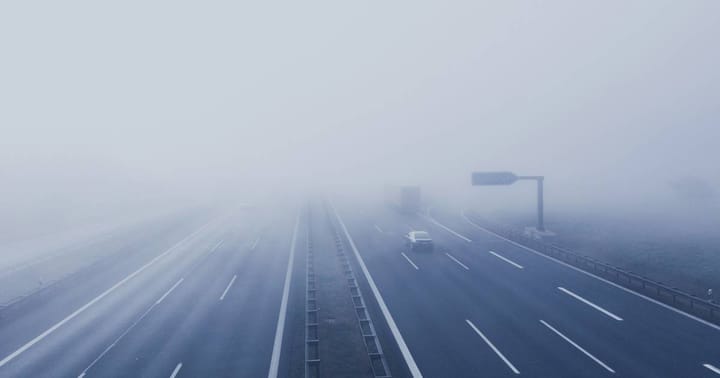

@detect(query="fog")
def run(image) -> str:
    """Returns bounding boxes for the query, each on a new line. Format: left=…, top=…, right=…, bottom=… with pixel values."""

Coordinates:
left=2, top=1, right=719, bottom=238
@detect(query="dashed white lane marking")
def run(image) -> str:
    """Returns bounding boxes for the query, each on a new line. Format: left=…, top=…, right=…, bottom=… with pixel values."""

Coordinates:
left=267, top=214, right=299, bottom=378
left=0, top=221, right=215, bottom=369
left=558, top=287, right=623, bottom=321
left=219, top=275, right=237, bottom=301
left=460, top=211, right=720, bottom=332
left=703, top=363, right=720, bottom=375
left=250, top=236, right=261, bottom=250
left=466, top=319, right=520, bottom=375
left=169, top=362, right=183, bottom=378
left=209, top=240, right=225, bottom=255
left=374, top=224, right=384, bottom=233
left=424, top=216, right=472, bottom=243
left=488, top=250, right=524, bottom=269
left=401, top=252, right=420, bottom=270
left=333, top=204, right=423, bottom=377
left=540, top=320, right=615, bottom=373
left=78, top=278, right=185, bottom=378
left=445, top=253, right=470, bottom=270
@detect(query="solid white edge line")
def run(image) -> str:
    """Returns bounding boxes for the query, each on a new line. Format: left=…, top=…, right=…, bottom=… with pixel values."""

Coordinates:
left=169, top=362, right=183, bottom=378
left=558, top=287, right=623, bottom=321
left=400, top=252, right=420, bottom=270
left=540, top=320, right=615, bottom=373
left=704, top=363, right=720, bottom=375
left=489, top=251, right=524, bottom=269
left=267, top=214, right=299, bottom=378
left=0, top=220, right=216, bottom=369
left=251, top=236, right=261, bottom=250
left=465, top=319, right=520, bottom=375
left=219, top=275, right=237, bottom=301
left=445, top=253, right=470, bottom=270
left=423, top=215, right=472, bottom=243
left=460, top=211, right=720, bottom=332
left=332, top=204, right=423, bottom=378
left=156, top=278, right=185, bottom=305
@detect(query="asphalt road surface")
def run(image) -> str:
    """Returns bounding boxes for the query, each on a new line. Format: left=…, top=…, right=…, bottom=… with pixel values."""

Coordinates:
left=0, top=202, right=718, bottom=377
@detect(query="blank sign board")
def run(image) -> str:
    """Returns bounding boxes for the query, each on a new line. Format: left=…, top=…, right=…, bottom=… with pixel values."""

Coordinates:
left=471, top=171, right=518, bottom=186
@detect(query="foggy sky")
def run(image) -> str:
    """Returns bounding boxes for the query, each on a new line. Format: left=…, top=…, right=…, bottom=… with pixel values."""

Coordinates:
left=2, top=1, right=719, bottom=227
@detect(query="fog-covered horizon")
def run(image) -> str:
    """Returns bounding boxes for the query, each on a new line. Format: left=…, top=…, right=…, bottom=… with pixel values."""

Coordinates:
left=2, top=1, right=719, bottom=235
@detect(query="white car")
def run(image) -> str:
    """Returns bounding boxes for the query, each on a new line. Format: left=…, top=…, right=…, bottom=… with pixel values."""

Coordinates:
left=405, top=231, right=434, bottom=252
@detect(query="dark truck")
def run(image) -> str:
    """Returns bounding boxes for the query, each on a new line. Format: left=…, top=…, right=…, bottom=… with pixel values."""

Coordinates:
left=385, top=185, right=421, bottom=214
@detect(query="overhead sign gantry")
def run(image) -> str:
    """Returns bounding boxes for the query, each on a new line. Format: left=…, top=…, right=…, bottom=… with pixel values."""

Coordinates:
left=471, top=171, right=546, bottom=231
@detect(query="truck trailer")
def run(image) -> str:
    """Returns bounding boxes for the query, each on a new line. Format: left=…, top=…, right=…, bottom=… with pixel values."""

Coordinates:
left=385, top=185, right=421, bottom=214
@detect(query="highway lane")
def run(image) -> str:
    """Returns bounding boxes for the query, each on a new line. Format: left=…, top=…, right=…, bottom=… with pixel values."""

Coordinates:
left=338, top=206, right=599, bottom=377
left=0, top=210, right=224, bottom=309
left=0, top=214, right=218, bottom=361
left=335, top=202, right=720, bottom=377
left=79, top=214, right=296, bottom=377
left=0, top=205, right=311, bottom=378
left=2, top=201, right=718, bottom=377
left=0, top=214, right=231, bottom=377
left=411, top=215, right=641, bottom=376
left=0, top=207, right=295, bottom=378
left=0, top=213, right=207, bottom=307
left=337, top=211, right=490, bottom=377
left=426, top=208, right=720, bottom=377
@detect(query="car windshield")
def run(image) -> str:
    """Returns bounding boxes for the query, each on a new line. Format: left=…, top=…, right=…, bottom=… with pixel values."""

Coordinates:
left=414, top=232, right=430, bottom=239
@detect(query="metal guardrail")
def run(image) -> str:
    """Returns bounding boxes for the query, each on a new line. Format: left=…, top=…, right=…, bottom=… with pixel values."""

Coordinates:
left=465, top=212, right=720, bottom=326
left=306, top=207, right=320, bottom=378
left=326, top=204, right=391, bottom=378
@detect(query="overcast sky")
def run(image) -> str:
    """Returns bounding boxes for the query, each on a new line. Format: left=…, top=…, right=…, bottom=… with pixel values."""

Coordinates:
left=1, top=1, right=719, bottom=222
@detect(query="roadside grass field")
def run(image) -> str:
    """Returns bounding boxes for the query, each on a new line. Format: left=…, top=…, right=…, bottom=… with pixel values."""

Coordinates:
left=494, top=211, right=720, bottom=303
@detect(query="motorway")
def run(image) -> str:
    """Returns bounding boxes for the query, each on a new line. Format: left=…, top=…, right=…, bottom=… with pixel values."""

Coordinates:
left=0, top=208, right=294, bottom=377
left=0, top=202, right=719, bottom=377
left=336, top=203, right=720, bottom=377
